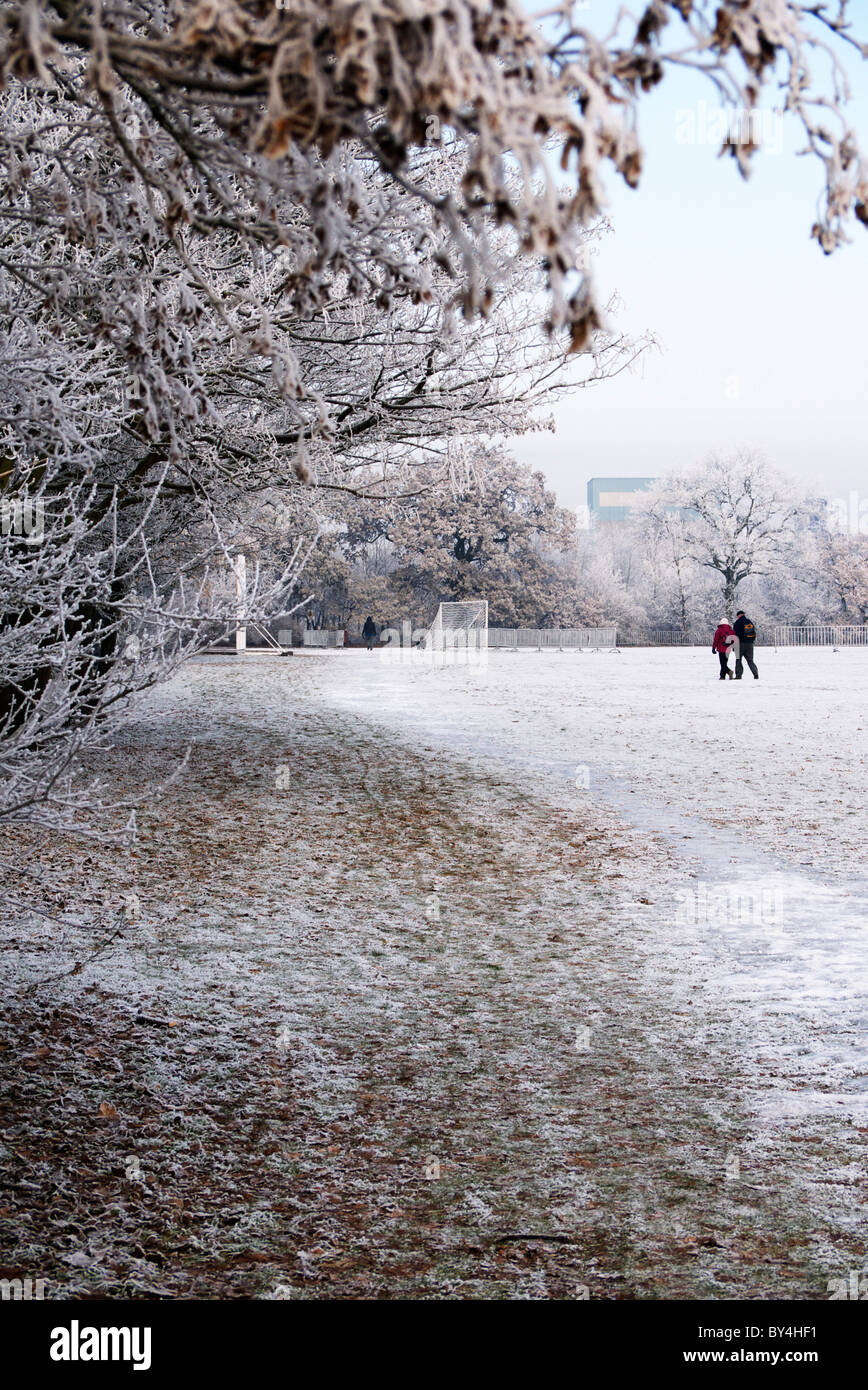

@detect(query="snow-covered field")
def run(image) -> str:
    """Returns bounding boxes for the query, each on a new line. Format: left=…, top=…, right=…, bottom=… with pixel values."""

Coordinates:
left=2, top=645, right=866, bottom=1298
left=331, top=645, right=868, bottom=1103
left=333, top=644, right=868, bottom=1097
left=346, top=644, right=868, bottom=885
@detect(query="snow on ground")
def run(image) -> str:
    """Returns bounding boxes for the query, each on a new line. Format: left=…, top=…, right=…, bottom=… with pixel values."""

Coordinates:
left=328, top=646, right=868, bottom=1115
left=1, top=646, right=866, bottom=1298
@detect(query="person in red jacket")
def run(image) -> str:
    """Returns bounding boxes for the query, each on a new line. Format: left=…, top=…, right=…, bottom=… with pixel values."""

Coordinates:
left=712, top=619, right=736, bottom=679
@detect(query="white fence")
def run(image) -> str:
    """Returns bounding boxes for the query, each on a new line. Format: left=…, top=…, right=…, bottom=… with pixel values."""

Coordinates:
left=302, top=629, right=344, bottom=648
left=774, top=625, right=868, bottom=647
left=627, top=629, right=706, bottom=647
left=625, top=629, right=771, bottom=646
left=489, top=627, right=618, bottom=651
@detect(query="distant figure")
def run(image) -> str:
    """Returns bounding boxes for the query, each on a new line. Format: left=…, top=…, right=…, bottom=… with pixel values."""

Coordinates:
left=712, top=619, right=736, bottom=680
left=732, top=610, right=759, bottom=680
left=362, top=615, right=378, bottom=651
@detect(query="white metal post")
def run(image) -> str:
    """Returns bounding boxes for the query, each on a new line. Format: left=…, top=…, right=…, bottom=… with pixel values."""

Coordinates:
left=234, top=552, right=247, bottom=652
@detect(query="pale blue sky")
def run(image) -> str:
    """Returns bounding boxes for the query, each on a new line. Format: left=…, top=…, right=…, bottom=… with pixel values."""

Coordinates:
left=512, top=8, right=868, bottom=511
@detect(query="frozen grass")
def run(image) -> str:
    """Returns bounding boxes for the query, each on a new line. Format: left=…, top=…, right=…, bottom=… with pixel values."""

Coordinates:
left=0, top=647, right=866, bottom=1298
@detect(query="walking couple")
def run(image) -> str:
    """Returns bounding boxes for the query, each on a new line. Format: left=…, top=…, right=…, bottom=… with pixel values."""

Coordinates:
left=712, top=611, right=759, bottom=681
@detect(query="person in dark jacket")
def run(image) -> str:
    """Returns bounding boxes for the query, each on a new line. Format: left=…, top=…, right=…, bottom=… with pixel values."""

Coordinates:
left=361, top=615, right=378, bottom=651
left=732, top=610, right=759, bottom=679
left=712, top=620, right=736, bottom=679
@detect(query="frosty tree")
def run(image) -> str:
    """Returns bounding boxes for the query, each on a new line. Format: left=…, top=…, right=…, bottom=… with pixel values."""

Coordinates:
left=574, top=526, right=650, bottom=633
left=640, top=451, right=808, bottom=613
left=4, top=0, right=866, bottom=361
left=819, top=534, right=868, bottom=623
left=0, top=25, right=625, bottom=827
left=378, top=447, right=582, bottom=627
left=0, top=329, right=312, bottom=832
left=637, top=506, right=696, bottom=638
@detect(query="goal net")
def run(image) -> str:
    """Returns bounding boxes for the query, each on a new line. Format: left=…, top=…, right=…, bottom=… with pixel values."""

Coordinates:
left=423, top=600, right=488, bottom=666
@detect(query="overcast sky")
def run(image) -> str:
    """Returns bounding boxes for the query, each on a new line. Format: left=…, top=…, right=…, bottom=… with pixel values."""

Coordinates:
left=511, top=10, right=868, bottom=514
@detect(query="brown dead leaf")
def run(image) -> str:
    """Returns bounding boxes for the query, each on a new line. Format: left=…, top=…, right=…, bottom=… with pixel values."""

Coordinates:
left=98, top=1101, right=119, bottom=1119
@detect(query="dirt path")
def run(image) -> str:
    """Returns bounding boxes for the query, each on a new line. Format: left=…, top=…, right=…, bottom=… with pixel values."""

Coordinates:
left=1, top=657, right=865, bottom=1298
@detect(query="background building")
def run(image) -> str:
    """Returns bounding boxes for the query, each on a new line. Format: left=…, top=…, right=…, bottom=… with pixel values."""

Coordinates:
left=587, top=477, right=657, bottom=523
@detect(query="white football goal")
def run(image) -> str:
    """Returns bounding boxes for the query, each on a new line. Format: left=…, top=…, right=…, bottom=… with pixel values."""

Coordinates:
left=422, top=600, right=488, bottom=665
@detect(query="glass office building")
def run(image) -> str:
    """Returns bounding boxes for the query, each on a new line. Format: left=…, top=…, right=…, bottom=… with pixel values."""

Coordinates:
left=587, top=477, right=657, bottom=523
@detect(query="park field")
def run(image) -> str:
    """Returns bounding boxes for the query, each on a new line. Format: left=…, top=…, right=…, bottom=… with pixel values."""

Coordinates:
left=1, top=647, right=866, bottom=1298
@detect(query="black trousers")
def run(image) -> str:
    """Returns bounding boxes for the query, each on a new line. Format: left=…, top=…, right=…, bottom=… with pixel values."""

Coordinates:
left=718, top=652, right=731, bottom=678
left=735, top=643, right=758, bottom=679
